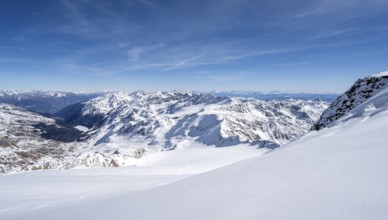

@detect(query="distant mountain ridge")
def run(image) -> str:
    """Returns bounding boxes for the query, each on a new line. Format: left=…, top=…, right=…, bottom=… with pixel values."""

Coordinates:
left=0, top=90, right=103, bottom=114
left=0, top=90, right=337, bottom=115
left=213, top=91, right=339, bottom=102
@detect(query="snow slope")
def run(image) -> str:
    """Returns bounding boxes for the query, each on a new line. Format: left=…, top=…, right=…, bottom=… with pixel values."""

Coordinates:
left=0, top=144, right=267, bottom=219
left=4, top=77, right=388, bottom=220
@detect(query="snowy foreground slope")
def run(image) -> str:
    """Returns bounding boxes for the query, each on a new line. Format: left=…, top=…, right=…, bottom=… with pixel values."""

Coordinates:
left=0, top=146, right=268, bottom=219
left=1, top=75, right=388, bottom=219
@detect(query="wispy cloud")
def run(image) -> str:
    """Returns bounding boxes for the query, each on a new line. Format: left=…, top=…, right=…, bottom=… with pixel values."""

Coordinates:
left=0, top=57, right=42, bottom=63
left=0, top=46, right=25, bottom=50
left=293, top=1, right=345, bottom=19
left=3, top=0, right=388, bottom=93
left=206, top=74, right=243, bottom=83
left=314, top=29, right=350, bottom=38
left=195, top=70, right=213, bottom=74
left=164, top=54, right=205, bottom=71
left=58, top=0, right=118, bottom=38
left=128, top=43, right=164, bottom=61
left=59, top=58, right=173, bottom=76
left=59, top=0, right=95, bottom=36
left=217, top=36, right=382, bottom=62
left=276, top=62, right=309, bottom=66
left=218, top=49, right=290, bottom=62
left=48, top=0, right=388, bottom=75
left=137, top=0, right=155, bottom=7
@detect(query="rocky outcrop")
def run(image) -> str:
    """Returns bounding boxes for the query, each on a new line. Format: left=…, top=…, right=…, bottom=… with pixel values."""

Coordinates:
left=312, top=72, right=388, bottom=131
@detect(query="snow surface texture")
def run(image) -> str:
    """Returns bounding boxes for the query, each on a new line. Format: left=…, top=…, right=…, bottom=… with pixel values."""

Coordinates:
left=1, top=75, right=388, bottom=220
left=312, top=71, right=388, bottom=130
left=0, top=145, right=267, bottom=219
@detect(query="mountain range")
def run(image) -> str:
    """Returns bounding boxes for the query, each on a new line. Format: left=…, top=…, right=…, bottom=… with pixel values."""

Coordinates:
left=1, top=72, right=387, bottom=174
left=1, top=71, right=388, bottom=220
left=0, top=91, right=327, bottom=173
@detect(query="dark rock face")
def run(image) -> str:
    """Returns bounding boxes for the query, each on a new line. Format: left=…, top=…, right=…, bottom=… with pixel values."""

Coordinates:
left=33, top=122, right=82, bottom=143
left=312, top=73, right=388, bottom=131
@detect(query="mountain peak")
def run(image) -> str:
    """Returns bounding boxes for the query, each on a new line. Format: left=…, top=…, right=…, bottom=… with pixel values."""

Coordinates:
left=312, top=71, right=388, bottom=131
left=368, top=71, right=388, bottom=78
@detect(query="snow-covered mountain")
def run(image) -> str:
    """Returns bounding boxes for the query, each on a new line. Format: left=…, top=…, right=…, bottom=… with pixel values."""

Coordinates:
left=0, top=90, right=102, bottom=114
left=312, top=71, right=388, bottom=130
left=0, top=104, right=82, bottom=173
left=2, top=73, right=388, bottom=220
left=0, top=103, right=134, bottom=174
left=56, top=91, right=328, bottom=151
left=0, top=91, right=328, bottom=174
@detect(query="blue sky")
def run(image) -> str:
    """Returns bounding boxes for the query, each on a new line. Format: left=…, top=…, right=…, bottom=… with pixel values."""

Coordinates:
left=1, top=0, right=388, bottom=93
